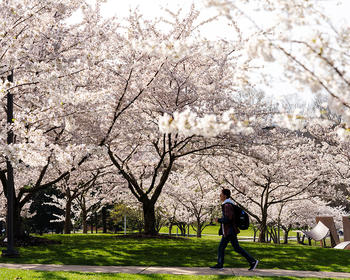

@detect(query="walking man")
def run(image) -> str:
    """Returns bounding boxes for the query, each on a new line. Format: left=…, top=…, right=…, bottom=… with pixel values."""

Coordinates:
left=210, top=188, right=259, bottom=270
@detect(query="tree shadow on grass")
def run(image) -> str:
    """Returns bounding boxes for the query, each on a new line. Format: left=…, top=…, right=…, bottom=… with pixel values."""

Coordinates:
left=33, top=271, right=69, bottom=280
left=2, top=236, right=350, bottom=273
left=238, top=242, right=350, bottom=272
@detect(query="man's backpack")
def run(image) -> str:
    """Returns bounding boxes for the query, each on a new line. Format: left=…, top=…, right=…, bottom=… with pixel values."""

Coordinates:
left=231, top=204, right=250, bottom=230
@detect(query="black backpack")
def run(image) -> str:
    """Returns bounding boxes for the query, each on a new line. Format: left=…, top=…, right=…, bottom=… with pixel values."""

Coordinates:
left=231, top=204, right=250, bottom=230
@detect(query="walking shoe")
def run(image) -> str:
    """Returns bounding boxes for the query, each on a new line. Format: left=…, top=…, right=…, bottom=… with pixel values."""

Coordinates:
left=210, top=264, right=224, bottom=270
left=248, top=260, right=259, bottom=271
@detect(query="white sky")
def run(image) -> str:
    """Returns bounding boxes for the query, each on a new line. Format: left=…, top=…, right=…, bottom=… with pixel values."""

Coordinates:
left=99, top=0, right=195, bottom=18
left=93, top=0, right=350, bottom=39
left=85, top=0, right=235, bottom=40
left=81, top=0, right=349, bottom=107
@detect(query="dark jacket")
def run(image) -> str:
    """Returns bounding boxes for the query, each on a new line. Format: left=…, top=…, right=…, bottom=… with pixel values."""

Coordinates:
left=218, top=201, right=240, bottom=237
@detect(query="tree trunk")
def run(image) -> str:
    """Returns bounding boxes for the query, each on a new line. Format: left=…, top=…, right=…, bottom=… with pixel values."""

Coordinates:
left=80, top=196, right=88, bottom=234
left=177, top=223, right=187, bottom=236
left=64, top=199, right=73, bottom=234
left=13, top=201, right=26, bottom=239
left=102, top=207, right=107, bottom=233
left=196, top=228, right=201, bottom=238
left=82, top=209, right=87, bottom=234
left=168, top=223, right=173, bottom=236
left=196, top=218, right=202, bottom=238
left=0, top=189, right=27, bottom=239
left=284, top=230, right=289, bottom=244
left=142, top=201, right=157, bottom=235
left=95, top=212, right=98, bottom=234
left=282, top=225, right=292, bottom=244
left=253, top=227, right=259, bottom=242
left=258, top=210, right=268, bottom=243
left=258, top=222, right=267, bottom=242
left=268, top=226, right=279, bottom=244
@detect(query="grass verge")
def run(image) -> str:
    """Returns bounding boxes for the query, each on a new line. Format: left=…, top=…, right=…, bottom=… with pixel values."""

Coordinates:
left=0, top=268, right=348, bottom=280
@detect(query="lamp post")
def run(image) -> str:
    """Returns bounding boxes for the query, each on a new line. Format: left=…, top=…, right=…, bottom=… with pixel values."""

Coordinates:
left=2, top=70, right=19, bottom=257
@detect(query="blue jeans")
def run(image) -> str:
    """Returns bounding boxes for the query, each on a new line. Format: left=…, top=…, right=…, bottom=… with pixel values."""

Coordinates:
left=217, top=234, right=255, bottom=266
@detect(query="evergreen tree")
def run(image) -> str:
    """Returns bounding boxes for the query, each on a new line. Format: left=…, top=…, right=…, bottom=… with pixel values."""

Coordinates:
left=27, top=186, right=64, bottom=235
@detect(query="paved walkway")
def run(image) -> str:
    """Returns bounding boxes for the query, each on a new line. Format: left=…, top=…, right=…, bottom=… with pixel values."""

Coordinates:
left=1, top=263, right=350, bottom=278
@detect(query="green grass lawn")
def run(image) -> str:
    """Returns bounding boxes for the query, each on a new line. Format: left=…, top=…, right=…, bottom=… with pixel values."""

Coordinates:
left=0, top=234, right=349, bottom=273
left=158, top=225, right=298, bottom=239
left=158, top=224, right=254, bottom=236
left=1, top=268, right=347, bottom=280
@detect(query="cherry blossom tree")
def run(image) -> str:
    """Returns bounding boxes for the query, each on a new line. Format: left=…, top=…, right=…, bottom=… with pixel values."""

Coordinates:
left=153, top=0, right=350, bottom=243
left=208, top=0, right=350, bottom=126
left=203, top=127, right=326, bottom=242
left=103, top=7, right=255, bottom=235
left=267, top=198, right=345, bottom=244
left=164, top=157, right=218, bottom=237
left=302, top=120, right=350, bottom=209
left=71, top=166, right=129, bottom=234
left=0, top=0, right=121, bottom=238
left=57, top=167, right=104, bottom=234
left=157, top=194, right=187, bottom=235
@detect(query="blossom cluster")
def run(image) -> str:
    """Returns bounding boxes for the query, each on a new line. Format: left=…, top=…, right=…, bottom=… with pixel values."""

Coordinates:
left=158, top=108, right=254, bottom=137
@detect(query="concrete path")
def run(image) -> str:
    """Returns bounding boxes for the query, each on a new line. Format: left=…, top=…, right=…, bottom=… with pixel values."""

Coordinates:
left=1, top=263, right=350, bottom=279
